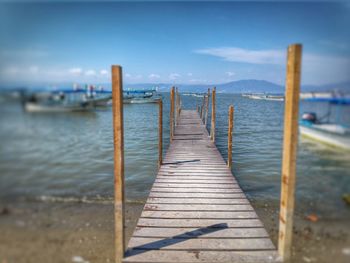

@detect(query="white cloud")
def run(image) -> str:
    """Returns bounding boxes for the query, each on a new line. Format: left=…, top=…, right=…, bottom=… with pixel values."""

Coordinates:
left=195, top=47, right=284, bottom=65
left=125, top=73, right=132, bottom=78
left=195, top=46, right=350, bottom=84
left=85, top=69, right=96, bottom=76
left=148, top=73, right=160, bottom=79
left=169, top=73, right=181, bottom=80
left=69, top=67, right=83, bottom=75
left=226, top=71, right=235, bottom=77
left=100, top=69, right=108, bottom=76
left=187, top=72, right=193, bottom=77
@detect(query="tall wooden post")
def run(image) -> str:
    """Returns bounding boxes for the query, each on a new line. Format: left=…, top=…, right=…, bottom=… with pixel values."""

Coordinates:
left=205, top=88, right=210, bottom=126
left=158, top=99, right=163, bottom=168
left=170, top=87, right=175, bottom=141
left=196, top=105, right=199, bottom=113
left=278, top=44, right=302, bottom=262
left=227, top=105, right=234, bottom=168
left=210, top=87, right=216, bottom=142
left=112, top=65, right=125, bottom=263
left=175, top=87, right=178, bottom=125
left=201, top=94, right=206, bottom=123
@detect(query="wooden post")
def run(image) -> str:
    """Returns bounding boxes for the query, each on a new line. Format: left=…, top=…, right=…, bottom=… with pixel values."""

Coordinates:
left=170, top=87, right=175, bottom=141
left=201, top=95, right=206, bottom=123
left=227, top=105, right=234, bottom=168
left=176, top=88, right=181, bottom=124
left=278, top=44, right=302, bottom=262
left=210, top=87, right=216, bottom=142
left=158, top=99, right=163, bottom=167
left=205, top=88, right=210, bottom=126
left=112, top=65, right=125, bottom=263
left=196, top=105, right=199, bottom=113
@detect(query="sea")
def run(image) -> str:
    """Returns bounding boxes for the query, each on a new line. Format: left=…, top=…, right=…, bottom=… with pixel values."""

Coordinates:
left=0, top=93, right=349, bottom=219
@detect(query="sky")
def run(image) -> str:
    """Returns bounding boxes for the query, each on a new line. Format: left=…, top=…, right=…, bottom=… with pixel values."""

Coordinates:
left=0, top=1, right=349, bottom=86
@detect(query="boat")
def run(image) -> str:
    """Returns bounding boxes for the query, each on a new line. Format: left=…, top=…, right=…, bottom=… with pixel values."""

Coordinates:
left=123, top=88, right=160, bottom=104
left=23, top=85, right=112, bottom=112
left=25, top=100, right=95, bottom=112
left=24, top=92, right=96, bottom=112
left=299, top=97, right=350, bottom=150
left=244, top=93, right=284, bottom=101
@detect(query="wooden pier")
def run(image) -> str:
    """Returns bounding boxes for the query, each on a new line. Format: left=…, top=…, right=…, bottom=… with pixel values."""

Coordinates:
left=123, top=109, right=279, bottom=262
left=113, top=43, right=302, bottom=263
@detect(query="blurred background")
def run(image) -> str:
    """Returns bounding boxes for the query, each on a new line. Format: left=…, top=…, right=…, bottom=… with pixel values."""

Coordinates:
left=0, top=1, right=349, bottom=263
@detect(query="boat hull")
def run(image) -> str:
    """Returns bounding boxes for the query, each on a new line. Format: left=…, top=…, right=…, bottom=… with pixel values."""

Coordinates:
left=299, top=125, right=350, bottom=150
left=25, top=102, right=94, bottom=112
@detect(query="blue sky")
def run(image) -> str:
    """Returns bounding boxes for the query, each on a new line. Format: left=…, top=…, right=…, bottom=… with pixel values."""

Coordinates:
left=0, top=1, right=349, bottom=86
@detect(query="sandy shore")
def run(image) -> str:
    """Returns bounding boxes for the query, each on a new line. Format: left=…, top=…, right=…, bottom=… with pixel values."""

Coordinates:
left=0, top=200, right=349, bottom=263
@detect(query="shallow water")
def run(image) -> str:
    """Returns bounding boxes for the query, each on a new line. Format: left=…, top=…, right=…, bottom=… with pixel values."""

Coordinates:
left=0, top=94, right=349, bottom=219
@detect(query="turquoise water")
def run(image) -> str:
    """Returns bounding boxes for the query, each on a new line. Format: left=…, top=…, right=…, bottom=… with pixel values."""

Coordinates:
left=0, top=93, right=349, bottom=219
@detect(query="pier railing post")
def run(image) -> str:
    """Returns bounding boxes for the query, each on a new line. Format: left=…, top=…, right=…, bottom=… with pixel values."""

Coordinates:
left=227, top=105, right=234, bottom=168
left=278, top=44, right=302, bottom=262
left=205, top=88, right=210, bottom=126
left=210, top=87, right=216, bottom=142
left=170, top=87, right=175, bottom=141
left=111, top=65, right=125, bottom=263
left=175, top=87, right=178, bottom=125
left=158, top=99, right=163, bottom=168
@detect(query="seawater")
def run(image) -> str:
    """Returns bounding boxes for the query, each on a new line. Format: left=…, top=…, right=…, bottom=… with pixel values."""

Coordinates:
left=0, top=94, right=349, bottom=219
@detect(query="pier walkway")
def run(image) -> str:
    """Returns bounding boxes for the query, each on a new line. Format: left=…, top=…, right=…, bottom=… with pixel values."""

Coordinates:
left=123, top=109, right=279, bottom=262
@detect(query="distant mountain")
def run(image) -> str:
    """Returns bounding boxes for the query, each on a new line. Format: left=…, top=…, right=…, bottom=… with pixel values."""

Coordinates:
left=2, top=80, right=349, bottom=94
left=124, top=80, right=284, bottom=94
left=125, top=80, right=350, bottom=94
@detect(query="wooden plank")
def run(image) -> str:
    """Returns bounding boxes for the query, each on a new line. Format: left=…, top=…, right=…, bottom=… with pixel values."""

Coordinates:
left=152, top=183, right=239, bottom=188
left=151, top=188, right=243, bottom=193
left=147, top=197, right=249, bottom=204
left=140, top=211, right=258, bottom=219
left=128, top=237, right=275, bottom=250
left=132, top=227, right=269, bottom=238
left=124, top=250, right=279, bottom=263
left=137, top=218, right=263, bottom=228
left=143, top=204, right=254, bottom=211
left=149, top=192, right=245, bottom=198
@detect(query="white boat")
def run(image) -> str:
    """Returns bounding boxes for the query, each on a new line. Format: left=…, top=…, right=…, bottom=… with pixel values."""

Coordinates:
left=25, top=100, right=95, bottom=112
left=245, top=93, right=284, bottom=101
left=299, top=113, right=350, bottom=150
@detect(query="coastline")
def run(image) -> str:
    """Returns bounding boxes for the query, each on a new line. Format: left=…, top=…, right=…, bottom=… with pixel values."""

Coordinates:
left=0, top=200, right=349, bottom=263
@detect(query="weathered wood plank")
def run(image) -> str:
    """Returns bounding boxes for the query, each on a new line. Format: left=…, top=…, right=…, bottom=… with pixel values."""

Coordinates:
left=147, top=197, right=249, bottom=204
left=143, top=204, right=254, bottom=211
left=140, top=211, right=258, bottom=219
left=149, top=192, right=245, bottom=198
left=137, top=218, right=263, bottom=228
left=124, top=250, right=280, bottom=263
left=132, top=226, right=269, bottom=238
left=128, top=237, right=275, bottom=250
left=151, top=188, right=243, bottom=193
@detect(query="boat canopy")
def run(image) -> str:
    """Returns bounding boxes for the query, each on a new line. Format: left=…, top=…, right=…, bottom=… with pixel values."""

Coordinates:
left=303, top=97, right=350, bottom=105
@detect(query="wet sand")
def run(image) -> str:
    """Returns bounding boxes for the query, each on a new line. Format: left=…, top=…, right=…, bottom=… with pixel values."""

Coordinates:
left=0, top=200, right=349, bottom=263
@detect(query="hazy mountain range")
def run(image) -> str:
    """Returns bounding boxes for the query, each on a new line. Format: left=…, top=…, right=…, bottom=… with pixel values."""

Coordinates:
left=1, top=79, right=349, bottom=94
left=124, top=80, right=350, bottom=94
